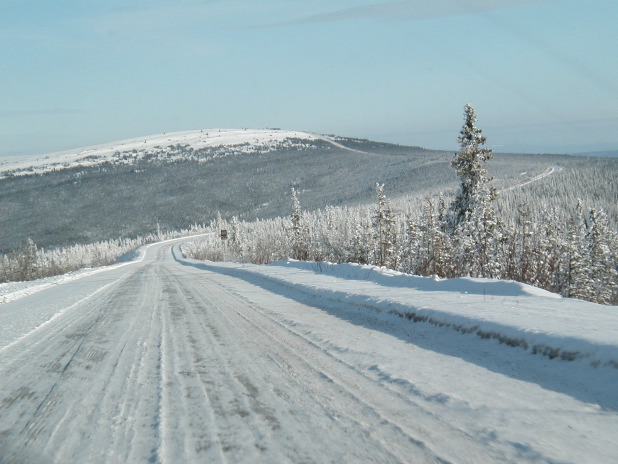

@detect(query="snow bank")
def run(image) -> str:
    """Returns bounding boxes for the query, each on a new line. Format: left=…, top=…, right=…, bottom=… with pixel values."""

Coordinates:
left=181, top=257, right=618, bottom=369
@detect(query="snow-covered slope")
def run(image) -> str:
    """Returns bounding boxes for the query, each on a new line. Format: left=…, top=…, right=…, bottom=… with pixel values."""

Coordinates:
left=0, top=129, right=329, bottom=177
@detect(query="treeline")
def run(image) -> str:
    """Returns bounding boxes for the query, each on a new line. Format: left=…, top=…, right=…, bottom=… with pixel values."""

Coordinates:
left=184, top=106, right=618, bottom=305
left=0, top=224, right=207, bottom=283
left=184, top=189, right=618, bottom=305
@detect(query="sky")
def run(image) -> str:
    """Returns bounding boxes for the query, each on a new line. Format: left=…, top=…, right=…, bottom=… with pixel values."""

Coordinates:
left=1, top=0, right=617, bottom=156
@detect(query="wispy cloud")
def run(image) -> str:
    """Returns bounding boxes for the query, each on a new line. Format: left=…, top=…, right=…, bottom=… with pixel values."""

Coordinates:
left=270, top=0, right=555, bottom=26
left=0, top=108, right=85, bottom=118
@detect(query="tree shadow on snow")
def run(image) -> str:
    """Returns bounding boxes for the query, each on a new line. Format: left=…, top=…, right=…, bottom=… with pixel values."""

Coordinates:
left=175, top=255, right=618, bottom=413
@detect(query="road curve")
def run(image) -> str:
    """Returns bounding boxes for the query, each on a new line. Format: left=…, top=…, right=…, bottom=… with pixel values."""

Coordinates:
left=501, top=164, right=564, bottom=192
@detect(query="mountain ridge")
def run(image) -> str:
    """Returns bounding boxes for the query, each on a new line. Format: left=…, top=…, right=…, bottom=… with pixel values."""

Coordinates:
left=0, top=129, right=325, bottom=178
left=0, top=129, right=437, bottom=179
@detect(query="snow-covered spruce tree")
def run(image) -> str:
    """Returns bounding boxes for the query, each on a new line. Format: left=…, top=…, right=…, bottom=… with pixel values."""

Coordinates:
left=289, top=188, right=309, bottom=260
left=586, top=208, right=618, bottom=304
left=17, top=238, right=39, bottom=281
left=433, top=195, right=453, bottom=276
left=400, top=207, right=424, bottom=275
left=411, top=197, right=453, bottom=277
left=559, top=202, right=618, bottom=304
left=372, top=183, right=398, bottom=268
left=534, top=212, right=564, bottom=293
left=448, top=104, right=502, bottom=277
left=448, top=104, right=497, bottom=228
left=350, top=213, right=372, bottom=264
left=565, top=200, right=589, bottom=299
left=515, top=202, right=535, bottom=283
left=227, top=216, right=243, bottom=258
left=314, top=205, right=356, bottom=263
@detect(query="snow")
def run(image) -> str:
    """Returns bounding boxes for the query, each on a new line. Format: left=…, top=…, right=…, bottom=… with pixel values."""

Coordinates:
left=0, top=129, right=323, bottom=177
left=1, top=239, right=617, bottom=463
left=254, top=260, right=618, bottom=366
left=0, top=247, right=150, bottom=352
left=176, top=254, right=618, bottom=377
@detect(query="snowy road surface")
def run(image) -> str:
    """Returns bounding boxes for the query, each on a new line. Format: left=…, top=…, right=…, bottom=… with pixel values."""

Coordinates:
left=1, top=239, right=617, bottom=463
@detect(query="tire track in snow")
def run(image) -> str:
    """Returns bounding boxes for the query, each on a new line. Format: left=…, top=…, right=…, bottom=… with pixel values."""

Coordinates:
left=156, top=267, right=228, bottom=463
left=164, top=267, right=403, bottom=462
left=3, top=270, right=144, bottom=452
left=175, top=267, right=510, bottom=464
left=162, top=267, right=302, bottom=462
left=0, top=266, right=166, bottom=462
left=44, top=267, right=163, bottom=462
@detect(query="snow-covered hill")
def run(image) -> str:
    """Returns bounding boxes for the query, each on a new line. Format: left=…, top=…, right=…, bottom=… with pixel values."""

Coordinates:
left=0, top=129, right=449, bottom=252
left=0, top=129, right=330, bottom=177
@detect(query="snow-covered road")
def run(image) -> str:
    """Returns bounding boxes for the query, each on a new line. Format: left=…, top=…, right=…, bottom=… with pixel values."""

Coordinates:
left=1, top=239, right=617, bottom=463
left=502, top=165, right=564, bottom=192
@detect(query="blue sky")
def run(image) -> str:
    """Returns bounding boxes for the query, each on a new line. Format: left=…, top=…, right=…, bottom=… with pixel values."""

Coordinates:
left=1, top=0, right=616, bottom=156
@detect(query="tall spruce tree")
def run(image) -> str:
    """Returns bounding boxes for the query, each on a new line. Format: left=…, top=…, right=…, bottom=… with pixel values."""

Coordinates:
left=290, top=188, right=309, bottom=260
left=447, top=104, right=502, bottom=277
left=564, top=200, right=587, bottom=299
left=372, top=183, right=397, bottom=268
left=448, top=103, right=497, bottom=229
left=586, top=208, right=618, bottom=304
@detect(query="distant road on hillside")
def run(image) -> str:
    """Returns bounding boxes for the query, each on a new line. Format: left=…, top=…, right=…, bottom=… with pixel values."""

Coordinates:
left=502, top=164, right=564, bottom=192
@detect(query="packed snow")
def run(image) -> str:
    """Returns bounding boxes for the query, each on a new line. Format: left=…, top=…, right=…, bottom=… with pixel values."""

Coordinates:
left=0, top=238, right=617, bottom=463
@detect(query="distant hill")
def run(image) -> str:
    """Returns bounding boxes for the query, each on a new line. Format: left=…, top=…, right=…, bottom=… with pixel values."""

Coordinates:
left=0, top=129, right=327, bottom=177
left=574, top=150, right=618, bottom=158
left=0, top=129, right=615, bottom=253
